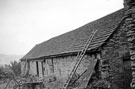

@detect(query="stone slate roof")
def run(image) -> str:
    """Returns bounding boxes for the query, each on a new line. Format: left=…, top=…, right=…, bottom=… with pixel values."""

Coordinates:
left=21, top=8, right=125, bottom=61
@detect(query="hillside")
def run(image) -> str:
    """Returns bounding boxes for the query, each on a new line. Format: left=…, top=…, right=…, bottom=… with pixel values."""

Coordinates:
left=0, top=54, right=23, bottom=65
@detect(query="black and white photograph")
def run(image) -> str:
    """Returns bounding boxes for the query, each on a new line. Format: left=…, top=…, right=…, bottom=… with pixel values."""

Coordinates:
left=0, top=0, right=134, bottom=89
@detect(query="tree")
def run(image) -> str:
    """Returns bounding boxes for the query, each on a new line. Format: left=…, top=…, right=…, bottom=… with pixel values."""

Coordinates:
left=9, top=61, right=21, bottom=77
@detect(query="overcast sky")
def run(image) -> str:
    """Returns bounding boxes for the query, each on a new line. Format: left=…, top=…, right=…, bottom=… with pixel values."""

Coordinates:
left=0, top=0, right=123, bottom=55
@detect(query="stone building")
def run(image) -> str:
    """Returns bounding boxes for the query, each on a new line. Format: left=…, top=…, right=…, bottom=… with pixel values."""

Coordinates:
left=20, top=0, right=135, bottom=89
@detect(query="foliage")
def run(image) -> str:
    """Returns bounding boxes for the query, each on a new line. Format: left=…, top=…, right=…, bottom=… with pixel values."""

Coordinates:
left=8, top=61, right=21, bottom=76
left=0, top=66, right=4, bottom=78
left=0, top=60, right=21, bottom=79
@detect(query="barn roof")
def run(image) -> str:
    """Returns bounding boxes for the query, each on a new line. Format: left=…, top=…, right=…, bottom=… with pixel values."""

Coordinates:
left=21, top=8, right=125, bottom=61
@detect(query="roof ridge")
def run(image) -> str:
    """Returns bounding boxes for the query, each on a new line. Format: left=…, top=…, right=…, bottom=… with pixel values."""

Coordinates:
left=21, top=8, right=125, bottom=60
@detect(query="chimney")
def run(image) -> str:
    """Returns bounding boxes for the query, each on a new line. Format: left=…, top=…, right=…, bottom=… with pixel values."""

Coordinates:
left=123, top=0, right=135, bottom=9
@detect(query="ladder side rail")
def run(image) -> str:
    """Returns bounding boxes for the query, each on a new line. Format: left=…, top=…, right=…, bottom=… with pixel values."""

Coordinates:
left=68, top=30, right=97, bottom=77
left=66, top=31, right=95, bottom=80
left=72, top=30, right=97, bottom=70
left=70, top=30, right=97, bottom=75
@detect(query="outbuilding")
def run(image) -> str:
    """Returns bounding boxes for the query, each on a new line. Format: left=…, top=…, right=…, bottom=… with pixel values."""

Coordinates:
left=20, top=0, right=135, bottom=89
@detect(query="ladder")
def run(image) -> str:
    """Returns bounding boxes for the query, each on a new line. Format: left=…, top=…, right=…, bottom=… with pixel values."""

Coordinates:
left=62, top=30, right=97, bottom=89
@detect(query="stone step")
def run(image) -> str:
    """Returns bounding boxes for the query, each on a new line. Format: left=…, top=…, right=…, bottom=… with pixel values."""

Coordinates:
left=125, top=18, right=134, bottom=22
left=128, top=43, right=135, bottom=48
left=132, top=78, right=135, bottom=82
left=130, top=50, right=135, bottom=55
left=132, top=67, right=135, bottom=71
left=127, top=36, right=135, bottom=42
left=132, top=72, right=135, bottom=77
left=131, top=61, right=135, bottom=66
left=131, top=55, right=135, bottom=60
left=130, top=82, right=135, bottom=88
left=101, top=64, right=109, bottom=67
left=126, top=24, right=135, bottom=28
left=126, top=31, right=135, bottom=36
left=100, top=68, right=109, bottom=71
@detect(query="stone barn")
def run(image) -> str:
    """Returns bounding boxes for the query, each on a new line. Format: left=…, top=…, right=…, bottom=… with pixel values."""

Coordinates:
left=20, top=0, right=135, bottom=89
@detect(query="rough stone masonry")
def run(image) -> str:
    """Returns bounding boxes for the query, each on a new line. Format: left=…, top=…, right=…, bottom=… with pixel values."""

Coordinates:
left=102, top=0, right=135, bottom=89
left=89, top=0, right=135, bottom=89
left=124, top=0, right=135, bottom=88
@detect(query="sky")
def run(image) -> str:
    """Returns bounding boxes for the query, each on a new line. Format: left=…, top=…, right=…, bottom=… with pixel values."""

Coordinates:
left=0, top=0, right=123, bottom=55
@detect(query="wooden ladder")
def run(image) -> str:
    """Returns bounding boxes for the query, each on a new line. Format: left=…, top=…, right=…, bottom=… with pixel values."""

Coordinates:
left=62, top=30, right=97, bottom=89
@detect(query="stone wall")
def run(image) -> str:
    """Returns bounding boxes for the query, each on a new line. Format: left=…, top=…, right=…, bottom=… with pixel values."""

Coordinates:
left=42, top=55, right=93, bottom=81
left=23, top=54, right=94, bottom=80
left=29, top=61, right=37, bottom=75
left=20, top=54, right=95, bottom=89
left=21, top=61, right=30, bottom=76
left=95, top=1, right=135, bottom=88
left=52, top=55, right=93, bottom=80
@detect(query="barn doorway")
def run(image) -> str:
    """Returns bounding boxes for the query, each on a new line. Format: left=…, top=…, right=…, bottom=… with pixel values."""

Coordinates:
left=36, top=61, right=39, bottom=76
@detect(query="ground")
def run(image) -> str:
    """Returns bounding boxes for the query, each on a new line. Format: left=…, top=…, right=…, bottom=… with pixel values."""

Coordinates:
left=0, top=80, right=16, bottom=89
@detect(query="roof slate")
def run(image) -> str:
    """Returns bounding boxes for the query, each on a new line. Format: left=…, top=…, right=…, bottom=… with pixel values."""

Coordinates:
left=21, top=8, right=125, bottom=60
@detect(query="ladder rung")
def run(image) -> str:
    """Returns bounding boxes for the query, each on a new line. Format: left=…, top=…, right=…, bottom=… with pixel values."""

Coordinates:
left=62, top=30, right=97, bottom=89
